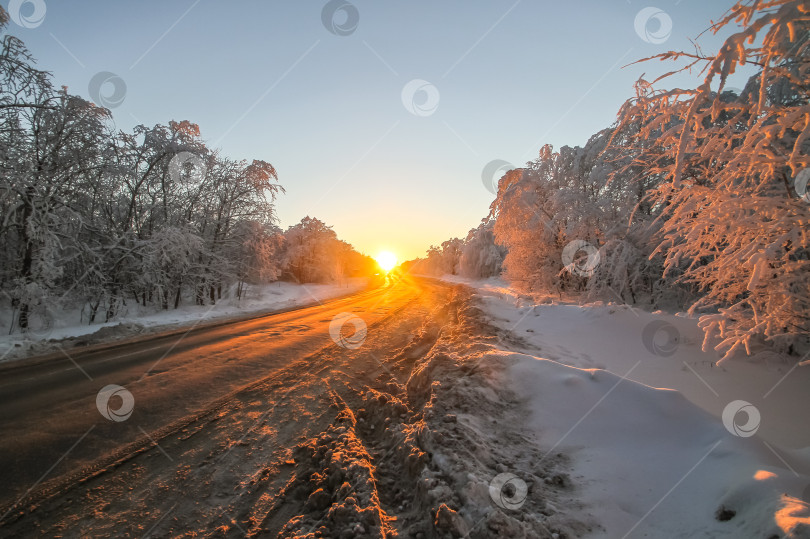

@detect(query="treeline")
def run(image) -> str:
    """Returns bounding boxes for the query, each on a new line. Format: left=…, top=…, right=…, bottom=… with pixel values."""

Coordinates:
left=413, top=220, right=506, bottom=279
left=0, top=9, right=374, bottom=332
left=415, top=1, right=809, bottom=359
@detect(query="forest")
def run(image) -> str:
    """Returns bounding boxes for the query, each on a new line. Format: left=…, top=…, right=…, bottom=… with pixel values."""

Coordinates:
left=0, top=8, right=375, bottom=334
left=412, top=0, right=809, bottom=361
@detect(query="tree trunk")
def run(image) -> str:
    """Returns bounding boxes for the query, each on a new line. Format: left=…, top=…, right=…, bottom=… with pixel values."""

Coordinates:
left=105, top=289, right=117, bottom=322
left=17, top=190, right=35, bottom=331
left=88, top=300, right=100, bottom=324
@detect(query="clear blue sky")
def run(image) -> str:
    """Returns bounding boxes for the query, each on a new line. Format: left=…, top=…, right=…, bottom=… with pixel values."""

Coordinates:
left=5, top=0, right=749, bottom=260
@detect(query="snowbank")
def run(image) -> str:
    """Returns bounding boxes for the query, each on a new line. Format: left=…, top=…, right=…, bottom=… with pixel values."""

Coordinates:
left=0, top=279, right=368, bottom=363
left=506, top=351, right=810, bottom=537
left=445, top=275, right=810, bottom=537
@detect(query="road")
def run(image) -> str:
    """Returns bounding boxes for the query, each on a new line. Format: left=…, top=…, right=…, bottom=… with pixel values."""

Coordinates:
left=0, top=275, right=458, bottom=535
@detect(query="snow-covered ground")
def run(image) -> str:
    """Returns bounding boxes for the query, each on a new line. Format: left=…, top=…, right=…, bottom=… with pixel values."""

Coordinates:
left=443, top=275, right=810, bottom=538
left=0, top=279, right=368, bottom=364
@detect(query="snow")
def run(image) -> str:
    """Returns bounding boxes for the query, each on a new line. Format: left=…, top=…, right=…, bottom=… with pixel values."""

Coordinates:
left=444, top=275, right=810, bottom=537
left=505, top=352, right=810, bottom=537
left=0, top=279, right=368, bottom=363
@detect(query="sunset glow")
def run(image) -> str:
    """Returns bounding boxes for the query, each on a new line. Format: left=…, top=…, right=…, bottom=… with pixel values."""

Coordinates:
left=375, top=251, right=398, bottom=272
left=2, top=2, right=806, bottom=537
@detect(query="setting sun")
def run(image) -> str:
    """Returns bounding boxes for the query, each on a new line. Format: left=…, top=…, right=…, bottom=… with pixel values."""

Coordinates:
left=375, top=251, right=398, bottom=272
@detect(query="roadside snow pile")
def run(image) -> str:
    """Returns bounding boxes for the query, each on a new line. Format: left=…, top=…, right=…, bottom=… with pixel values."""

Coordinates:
left=0, top=279, right=367, bottom=363
left=507, top=352, right=810, bottom=537
left=273, top=288, right=595, bottom=538
left=448, top=276, right=810, bottom=537
left=401, top=346, right=597, bottom=538
left=281, top=400, right=395, bottom=537
left=467, top=278, right=810, bottom=449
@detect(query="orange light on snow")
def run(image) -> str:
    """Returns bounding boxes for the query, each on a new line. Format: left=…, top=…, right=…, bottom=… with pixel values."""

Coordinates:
left=753, top=470, right=777, bottom=481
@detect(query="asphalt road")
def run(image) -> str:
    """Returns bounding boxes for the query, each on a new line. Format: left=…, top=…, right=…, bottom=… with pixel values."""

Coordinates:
left=0, top=275, right=445, bottom=524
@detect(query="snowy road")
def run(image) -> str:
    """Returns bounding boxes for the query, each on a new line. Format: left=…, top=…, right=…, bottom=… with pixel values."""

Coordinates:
left=0, top=277, right=436, bottom=529
left=4, top=276, right=805, bottom=537
left=0, top=277, right=588, bottom=538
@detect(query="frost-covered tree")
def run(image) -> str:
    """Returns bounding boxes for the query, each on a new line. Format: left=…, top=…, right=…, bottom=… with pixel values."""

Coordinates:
left=281, top=217, right=373, bottom=284
left=227, top=221, right=284, bottom=299
left=612, top=0, right=809, bottom=358
left=421, top=238, right=463, bottom=276
left=1, top=86, right=110, bottom=328
left=449, top=0, right=808, bottom=360
left=489, top=133, right=632, bottom=296
left=138, top=226, right=205, bottom=311
left=409, top=220, right=505, bottom=279
left=0, top=7, right=296, bottom=331
left=491, top=166, right=564, bottom=292
left=458, top=219, right=506, bottom=278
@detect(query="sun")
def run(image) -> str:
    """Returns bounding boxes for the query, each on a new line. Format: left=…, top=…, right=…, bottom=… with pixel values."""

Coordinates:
left=375, top=251, right=398, bottom=272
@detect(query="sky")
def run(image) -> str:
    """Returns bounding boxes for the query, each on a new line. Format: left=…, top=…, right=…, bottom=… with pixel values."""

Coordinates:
left=4, top=0, right=752, bottom=261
